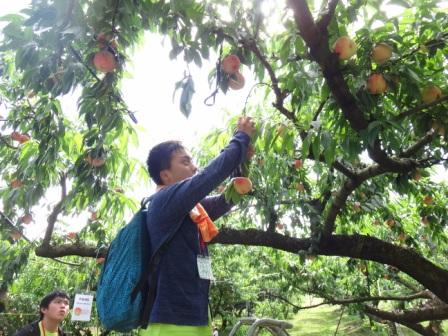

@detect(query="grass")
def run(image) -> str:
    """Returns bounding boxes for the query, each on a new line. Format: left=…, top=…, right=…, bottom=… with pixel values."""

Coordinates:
left=288, top=304, right=420, bottom=336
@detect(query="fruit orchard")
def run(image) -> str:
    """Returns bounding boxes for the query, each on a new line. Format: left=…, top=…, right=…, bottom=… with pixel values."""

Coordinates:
left=0, top=0, right=448, bottom=335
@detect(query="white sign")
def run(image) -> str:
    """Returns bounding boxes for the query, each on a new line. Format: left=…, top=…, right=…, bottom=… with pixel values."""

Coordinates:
left=71, top=293, right=94, bottom=322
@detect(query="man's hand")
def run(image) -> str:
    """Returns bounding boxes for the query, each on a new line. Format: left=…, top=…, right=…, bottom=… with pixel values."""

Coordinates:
left=237, top=116, right=256, bottom=138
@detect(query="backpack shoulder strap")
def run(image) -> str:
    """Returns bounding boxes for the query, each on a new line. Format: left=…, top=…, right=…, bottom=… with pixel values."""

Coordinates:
left=130, top=198, right=185, bottom=328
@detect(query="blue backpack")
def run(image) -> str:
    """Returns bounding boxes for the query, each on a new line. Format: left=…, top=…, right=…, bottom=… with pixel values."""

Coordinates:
left=96, top=199, right=183, bottom=331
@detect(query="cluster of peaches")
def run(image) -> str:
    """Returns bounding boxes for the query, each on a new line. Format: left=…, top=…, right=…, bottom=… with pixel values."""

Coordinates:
left=332, top=36, right=443, bottom=103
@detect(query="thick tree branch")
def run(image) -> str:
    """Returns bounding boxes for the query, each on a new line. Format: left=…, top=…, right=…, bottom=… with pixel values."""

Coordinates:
left=316, top=0, right=339, bottom=32
left=400, top=131, right=435, bottom=158
left=34, top=229, right=448, bottom=304
left=364, top=305, right=448, bottom=334
left=42, top=173, right=67, bottom=245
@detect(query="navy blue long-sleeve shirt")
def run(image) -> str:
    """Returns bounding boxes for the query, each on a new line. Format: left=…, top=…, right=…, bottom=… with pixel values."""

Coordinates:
left=146, top=131, right=250, bottom=325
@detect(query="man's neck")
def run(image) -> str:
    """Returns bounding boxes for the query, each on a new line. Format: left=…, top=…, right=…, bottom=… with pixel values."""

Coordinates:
left=41, top=317, right=59, bottom=333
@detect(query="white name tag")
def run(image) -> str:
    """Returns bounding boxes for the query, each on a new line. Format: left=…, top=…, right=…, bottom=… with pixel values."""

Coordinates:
left=197, top=255, right=215, bottom=280
left=71, top=293, right=94, bottom=322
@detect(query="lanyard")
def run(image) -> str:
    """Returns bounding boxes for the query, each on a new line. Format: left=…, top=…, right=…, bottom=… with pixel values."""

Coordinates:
left=40, top=321, right=57, bottom=336
left=39, top=321, right=46, bottom=336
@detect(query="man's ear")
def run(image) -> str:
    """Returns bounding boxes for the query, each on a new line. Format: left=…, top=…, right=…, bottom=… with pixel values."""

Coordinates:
left=159, top=170, right=171, bottom=185
left=40, top=307, right=48, bottom=316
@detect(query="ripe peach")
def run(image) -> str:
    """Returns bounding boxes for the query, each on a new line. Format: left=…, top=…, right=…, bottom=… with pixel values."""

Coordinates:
left=18, top=134, right=30, bottom=144
left=421, top=216, right=430, bottom=226
left=294, top=159, right=303, bottom=169
left=385, top=218, right=395, bottom=228
left=11, top=132, right=23, bottom=142
left=221, top=54, right=241, bottom=74
left=371, top=43, right=392, bottom=64
left=10, top=231, right=22, bottom=241
left=10, top=179, right=23, bottom=189
left=85, top=155, right=106, bottom=167
left=67, top=232, right=77, bottom=239
left=332, top=36, right=357, bottom=60
left=431, top=121, right=446, bottom=136
left=422, top=85, right=442, bottom=104
left=276, top=223, right=285, bottom=230
left=228, top=72, right=245, bottom=90
left=353, top=201, right=361, bottom=212
left=423, top=195, right=433, bottom=205
left=90, top=212, right=98, bottom=221
left=232, top=177, right=252, bottom=195
left=93, top=50, right=117, bottom=73
left=398, top=232, right=407, bottom=242
left=412, top=170, right=422, bottom=181
left=296, top=183, right=305, bottom=192
left=21, top=214, right=33, bottom=224
left=113, top=187, right=124, bottom=193
left=367, top=74, right=387, bottom=94
left=96, top=257, right=105, bottom=264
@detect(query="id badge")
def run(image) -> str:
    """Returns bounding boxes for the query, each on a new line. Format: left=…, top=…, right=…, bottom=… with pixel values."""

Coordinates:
left=197, top=255, right=215, bottom=280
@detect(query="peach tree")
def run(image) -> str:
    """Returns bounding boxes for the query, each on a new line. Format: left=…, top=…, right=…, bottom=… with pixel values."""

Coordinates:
left=0, top=0, right=447, bottom=334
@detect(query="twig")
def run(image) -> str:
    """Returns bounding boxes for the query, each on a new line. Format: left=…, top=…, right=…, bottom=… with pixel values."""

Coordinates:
left=0, top=211, right=32, bottom=243
left=111, top=0, right=121, bottom=34
left=333, top=306, right=344, bottom=336
left=51, top=258, right=81, bottom=267
left=0, top=135, right=18, bottom=149
left=395, top=95, right=448, bottom=120
left=241, top=38, right=295, bottom=121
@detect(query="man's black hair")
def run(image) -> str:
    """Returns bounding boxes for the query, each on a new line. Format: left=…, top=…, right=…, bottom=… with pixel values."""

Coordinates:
left=39, top=290, right=70, bottom=320
left=146, top=141, right=184, bottom=185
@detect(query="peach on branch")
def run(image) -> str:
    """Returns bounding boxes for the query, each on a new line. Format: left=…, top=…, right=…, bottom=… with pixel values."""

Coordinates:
left=96, top=257, right=106, bottom=264
left=90, top=212, right=98, bottom=221
left=85, top=155, right=106, bottom=167
left=423, top=195, right=433, bottom=205
left=397, top=232, right=407, bottom=242
left=421, top=85, right=442, bottom=104
left=67, top=232, right=77, bottom=239
left=296, top=183, right=305, bottom=192
left=421, top=216, right=430, bottom=226
left=371, top=43, right=392, bottom=64
left=412, top=169, right=422, bottom=181
left=367, top=74, right=387, bottom=94
left=294, top=159, right=303, bottom=169
left=93, top=50, right=117, bottom=73
left=332, top=36, right=357, bottom=60
left=20, top=214, right=33, bottom=224
left=10, top=231, right=22, bottom=241
left=385, top=218, right=395, bottom=228
left=232, top=177, right=252, bottom=195
left=431, top=120, right=446, bottom=136
left=221, top=54, right=241, bottom=75
left=228, top=72, right=245, bottom=90
left=10, top=179, right=23, bottom=189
